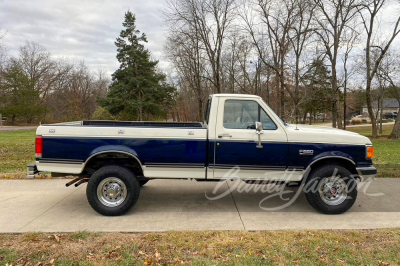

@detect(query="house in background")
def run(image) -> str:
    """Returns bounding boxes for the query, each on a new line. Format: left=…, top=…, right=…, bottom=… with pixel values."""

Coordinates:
left=362, top=98, right=399, bottom=115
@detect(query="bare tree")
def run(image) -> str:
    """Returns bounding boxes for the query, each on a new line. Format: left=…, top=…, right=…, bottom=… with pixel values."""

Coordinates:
left=288, top=0, right=315, bottom=122
left=223, top=33, right=262, bottom=95
left=165, top=0, right=237, bottom=93
left=341, top=22, right=360, bottom=129
left=240, top=0, right=298, bottom=119
left=18, top=41, right=58, bottom=102
left=313, top=0, right=360, bottom=128
left=0, top=26, right=8, bottom=70
left=376, top=50, right=400, bottom=138
left=359, top=0, right=400, bottom=138
left=388, top=85, right=400, bottom=138
left=165, top=30, right=207, bottom=121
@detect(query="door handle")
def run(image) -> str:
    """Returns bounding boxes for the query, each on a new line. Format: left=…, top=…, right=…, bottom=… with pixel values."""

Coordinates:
left=218, top=133, right=232, bottom=138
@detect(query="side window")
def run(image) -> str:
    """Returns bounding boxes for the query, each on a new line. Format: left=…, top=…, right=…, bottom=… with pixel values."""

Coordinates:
left=223, top=100, right=277, bottom=130
left=260, top=108, right=277, bottom=130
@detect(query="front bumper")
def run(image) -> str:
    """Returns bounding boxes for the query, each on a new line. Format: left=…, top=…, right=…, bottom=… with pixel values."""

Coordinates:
left=356, top=166, right=377, bottom=180
left=27, top=163, right=39, bottom=178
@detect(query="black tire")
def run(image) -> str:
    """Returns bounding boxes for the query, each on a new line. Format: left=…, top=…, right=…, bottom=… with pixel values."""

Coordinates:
left=86, top=165, right=140, bottom=216
left=304, top=165, right=358, bottom=214
left=139, top=180, right=149, bottom=187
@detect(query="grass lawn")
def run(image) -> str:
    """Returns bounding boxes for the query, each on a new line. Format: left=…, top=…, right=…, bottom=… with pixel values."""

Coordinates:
left=346, top=124, right=394, bottom=137
left=1, top=230, right=399, bottom=265
left=368, top=138, right=400, bottom=177
left=347, top=124, right=399, bottom=177
left=0, top=130, right=36, bottom=177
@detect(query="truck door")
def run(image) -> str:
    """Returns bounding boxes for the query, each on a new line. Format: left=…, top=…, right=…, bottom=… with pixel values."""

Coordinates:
left=211, top=97, right=288, bottom=180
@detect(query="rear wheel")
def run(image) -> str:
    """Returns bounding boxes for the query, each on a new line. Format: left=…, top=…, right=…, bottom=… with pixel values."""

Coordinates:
left=304, top=165, right=357, bottom=214
left=86, top=165, right=140, bottom=216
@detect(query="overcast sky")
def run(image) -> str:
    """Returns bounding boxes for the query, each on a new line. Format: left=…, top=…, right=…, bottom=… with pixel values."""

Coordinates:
left=0, top=0, right=169, bottom=76
left=1, top=0, right=399, bottom=81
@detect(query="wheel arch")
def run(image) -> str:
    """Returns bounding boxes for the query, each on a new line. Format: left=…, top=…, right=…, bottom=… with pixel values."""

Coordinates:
left=303, top=155, right=359, bottom=180
left=82, top=147, right=144, bottom=178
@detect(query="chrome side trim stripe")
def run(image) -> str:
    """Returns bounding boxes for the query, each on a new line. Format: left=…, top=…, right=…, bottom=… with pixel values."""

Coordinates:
left=144, top=163, right=204, bottom=168
left=37, top=159, right=84, bottom=165
left=211, top=164, right=287, bottom=171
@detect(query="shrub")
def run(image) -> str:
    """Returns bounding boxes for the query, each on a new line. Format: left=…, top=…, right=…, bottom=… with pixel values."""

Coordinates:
left=92, top=106, right=115, bottom=120
left=351, top=118, right=363, bottom=125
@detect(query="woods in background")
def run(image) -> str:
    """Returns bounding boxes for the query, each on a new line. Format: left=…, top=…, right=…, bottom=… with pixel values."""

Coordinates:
left=164, top=0, right=400, bottom=138
left=1, top=1, right=400, bottom=138
left=0, top=41, right=109, bottom=124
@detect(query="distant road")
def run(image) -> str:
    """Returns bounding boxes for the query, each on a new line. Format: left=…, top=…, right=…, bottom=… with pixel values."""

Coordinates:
left=346, top=122, right=395, bottom=128
left=0, top=126, right=38, bottom=132
left=313, top=122, right=395, bottom=128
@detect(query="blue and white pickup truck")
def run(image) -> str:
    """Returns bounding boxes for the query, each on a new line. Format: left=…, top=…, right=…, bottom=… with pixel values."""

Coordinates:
left=28, top=94, right=376, bottom=216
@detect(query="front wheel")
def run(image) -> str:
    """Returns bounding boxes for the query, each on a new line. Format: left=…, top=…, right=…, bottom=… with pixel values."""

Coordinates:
left=304, top=165, right=358, bottom=214
left=86, top=165, right=140, bottom=216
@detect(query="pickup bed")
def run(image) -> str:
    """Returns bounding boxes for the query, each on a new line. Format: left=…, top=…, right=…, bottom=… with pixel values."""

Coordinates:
left=28, top=94, right=377, bottom=215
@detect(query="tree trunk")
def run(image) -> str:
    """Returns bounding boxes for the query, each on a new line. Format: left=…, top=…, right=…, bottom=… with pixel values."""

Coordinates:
left=332, top=102, right=337, bottom=128
left=337, top=102, right=343, bottom=129
left=343, top=65, right=348, bottom=130
left=389, top=110, right=400, bottom=139
left=331, top=60, right=338, bottom=128
left=295, top=59, right=300, bottom=124
left=138, top=91, right=143, bottom=121
left=366, top=78, right=378, bottom=138
left=303, top=111, right=307, bottom=124
left=379, top=95, right=383, bottom=134
left=198, top=98, right=203, bottom=122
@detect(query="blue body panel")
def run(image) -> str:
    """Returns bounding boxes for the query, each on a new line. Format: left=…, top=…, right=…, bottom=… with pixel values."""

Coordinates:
left=42, top=137, right=207, bottom=166
left=287, top=143, right=370, bottom=169
left=212, top=140, right=288, bottom=168
left=40, top=137, right=372, bottom=170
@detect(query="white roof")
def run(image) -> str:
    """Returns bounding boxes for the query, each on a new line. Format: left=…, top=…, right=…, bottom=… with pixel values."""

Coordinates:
left=211, top=94, right=260, bottom=99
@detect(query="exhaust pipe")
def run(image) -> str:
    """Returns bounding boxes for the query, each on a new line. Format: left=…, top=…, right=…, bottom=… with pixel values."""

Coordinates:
left=65, top=176, right=85, bottom=187
left=74, top=178, right=89, bottom=187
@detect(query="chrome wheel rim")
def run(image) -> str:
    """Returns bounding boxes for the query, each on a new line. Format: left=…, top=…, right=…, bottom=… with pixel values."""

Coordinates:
left=97, top=177, right=127, bottom=207
left=318, top=176, right=348, bottom=206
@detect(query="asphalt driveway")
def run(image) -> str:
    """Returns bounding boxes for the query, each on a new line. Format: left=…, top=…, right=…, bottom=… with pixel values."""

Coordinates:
left=0, top=178, right=399, bottom=232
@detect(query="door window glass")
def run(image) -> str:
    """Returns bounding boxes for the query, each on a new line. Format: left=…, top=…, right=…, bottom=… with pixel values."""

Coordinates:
left=223, top=100, right=277, bottom=130
left=260, top=108, right=278, bottom=130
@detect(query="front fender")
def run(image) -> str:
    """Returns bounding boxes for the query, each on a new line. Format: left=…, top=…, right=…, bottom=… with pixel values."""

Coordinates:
left=308, top=151, right=356, bottom=166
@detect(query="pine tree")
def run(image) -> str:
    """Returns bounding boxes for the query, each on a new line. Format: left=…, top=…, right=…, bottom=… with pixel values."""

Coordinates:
left=100, top=11, right=174, bottom=121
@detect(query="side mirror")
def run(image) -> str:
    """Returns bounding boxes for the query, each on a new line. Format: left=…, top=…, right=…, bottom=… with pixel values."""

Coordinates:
left=255, top=122, right=263, bottom=149
left=255, top=121, right=264, bottom=133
